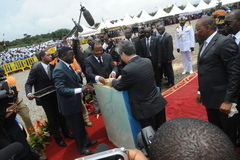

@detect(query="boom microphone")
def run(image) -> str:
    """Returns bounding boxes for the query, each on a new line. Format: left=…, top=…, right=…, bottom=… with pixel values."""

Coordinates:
left=72, top=18, right=83, bottom=32
left=0, top=142, right=23, bottom=160
left=81, top=6, right=95, bottom=26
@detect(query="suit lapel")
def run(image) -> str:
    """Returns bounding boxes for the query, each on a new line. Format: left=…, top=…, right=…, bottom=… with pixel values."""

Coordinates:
left=39, top=63, right=49, bottom=79
left=200, top=33, right=218, bottom=59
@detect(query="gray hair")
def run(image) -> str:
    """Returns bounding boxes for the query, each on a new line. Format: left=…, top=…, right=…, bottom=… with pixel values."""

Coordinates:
left=116, top=40, right=136, bottom=56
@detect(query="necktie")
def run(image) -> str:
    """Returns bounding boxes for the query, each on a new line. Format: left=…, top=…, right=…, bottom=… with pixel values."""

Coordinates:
left=146, top=38, right=151, bottom=57
left=200, top=41, right=207, bottom=57
left=159, top=35, right=162, bottom=40
left=98, top=57, right=103, bottom=67
left=47, top=65, right=51, bottom=80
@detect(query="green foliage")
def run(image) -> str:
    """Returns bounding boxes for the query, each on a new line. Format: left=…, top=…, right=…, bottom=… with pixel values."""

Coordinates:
left=5, top=28, right=70, bottom=49
left=28, top=120, right=51, bottom=155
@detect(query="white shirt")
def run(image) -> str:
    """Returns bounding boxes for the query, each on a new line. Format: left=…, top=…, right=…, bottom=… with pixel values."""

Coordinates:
left=93, top=55, right=116, bottom=83
left=234, top=31, right=240, bottom=45
left=59, top=59, right=82, bottom=94
left=40, top=62, right=49, bottom=75
left=205, top=31, right=217, bottom=47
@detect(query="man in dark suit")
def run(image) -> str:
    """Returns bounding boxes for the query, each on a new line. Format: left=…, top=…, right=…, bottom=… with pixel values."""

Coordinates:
left=53, top=47, right=97, bottom=155
left=195, top=17, right=240, bottom=145
left=225, top=9, right=240, bottom=146
left=84, top=41, right=118, bottom=113
left=109, top=40, right=167, bottom=131
left=157, top=25, right=175, bottom=88
left=25, top=50, right=72, bottom=147
left=139, top=27, right=161, bottom=87
left=124, top=28, right=139, bottom=54
left=85, top=41, right=118, bottom=84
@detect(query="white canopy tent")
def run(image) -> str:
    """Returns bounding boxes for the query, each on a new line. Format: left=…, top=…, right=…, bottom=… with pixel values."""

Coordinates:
left=222, top=0, right=240, bottom=5
left=132, top=16, right=141, bottom=24
left=168, top=4, right=184, bottom=16
left=196, top=0, right=210, bottom=10
left=208, top=0, right=219, bottom=9
left=153, top=7, right=169, bottom=19
left=80, top=25, right=98, bottom=35
left=104, top=20, right=115, bottom=28
left=138, top=10, right=155, bottom=22
left=182, top=2, right=198, bottom=13
left=121, top=13, right=135, bottom=26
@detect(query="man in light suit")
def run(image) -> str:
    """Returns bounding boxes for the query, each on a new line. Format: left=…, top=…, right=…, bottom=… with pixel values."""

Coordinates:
left=175, top=16, right=195, bottom=74
left=109, top=40, right=167, bottom=131
left=84, top=41, right=118, bottom=113
left=157, top=25, right=175, bottom=88
left=195, top=17, right=240, bottom=145
left=139, top=27, right=161, bottom=87
left=53, top=47, right=97, bottom=155
left=25, top=50, right=72, bottom=147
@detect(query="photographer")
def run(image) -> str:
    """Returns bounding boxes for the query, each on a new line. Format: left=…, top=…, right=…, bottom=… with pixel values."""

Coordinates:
left=0, top=67, right=35, bottom=136
left=0, top=71, right=33, bottom=159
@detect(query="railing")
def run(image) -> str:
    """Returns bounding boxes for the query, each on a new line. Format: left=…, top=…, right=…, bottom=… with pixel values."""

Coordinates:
left=0, top=56, right=38, bottom=76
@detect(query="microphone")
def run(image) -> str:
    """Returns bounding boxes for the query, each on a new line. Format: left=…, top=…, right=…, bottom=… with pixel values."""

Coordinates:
left=72, top=18, right=83, bottom=32
left=0, top=142, right=23, bottom=160
left=81, top=6, right=95, bottom=26
left=95, top=143, right=109, bottom=153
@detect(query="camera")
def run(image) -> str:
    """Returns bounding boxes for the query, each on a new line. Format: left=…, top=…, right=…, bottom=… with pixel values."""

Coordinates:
left=75, top=147, right=128, bottom=160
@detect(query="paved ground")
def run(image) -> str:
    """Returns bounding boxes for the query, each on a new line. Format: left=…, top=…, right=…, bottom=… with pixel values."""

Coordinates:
left=12, top=19, right=199, bottom=124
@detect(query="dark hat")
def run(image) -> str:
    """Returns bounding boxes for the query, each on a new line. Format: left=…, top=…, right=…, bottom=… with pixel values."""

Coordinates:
left=56, top=43, right=66, bottom=51
left=215, top=15, right=225, bottom=25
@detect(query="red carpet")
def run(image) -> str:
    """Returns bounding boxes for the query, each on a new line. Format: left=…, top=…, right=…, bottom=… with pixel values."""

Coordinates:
left=45, top=71, right=239, bottom=159
left=162, top=71, right=208, bottom=121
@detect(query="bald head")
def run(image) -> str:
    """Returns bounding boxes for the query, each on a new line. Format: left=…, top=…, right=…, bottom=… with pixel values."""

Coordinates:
left=149, top=117, right=238, bottom=160
left=195, top=16, right=216, bottom=41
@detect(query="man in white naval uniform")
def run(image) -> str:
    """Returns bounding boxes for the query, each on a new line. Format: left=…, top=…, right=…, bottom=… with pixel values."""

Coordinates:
left=175, top=16, right=195, bottom=74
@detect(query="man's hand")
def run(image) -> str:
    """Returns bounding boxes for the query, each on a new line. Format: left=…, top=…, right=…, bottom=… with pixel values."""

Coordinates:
left=177, top=49, right=180, bottom=53
left=27, top=93, right=35, bottom=100
left=82, top=84, right=94, bottom=93
left=117, top=75, right=122, bottom=80
left=195, top=94, right=202, bottom=104
left=157, top=63, right=161, bottom=68
left=99, top=77, right=106, bottom=85
left=190, top=47, right=194, bottom=52
left=219, top=102, right=232, bottom=114
left=5, top=103, right=17, bottom=118
left=109, top=73, right=116, bottom=78
left=127, top=149, right=148, bottom=160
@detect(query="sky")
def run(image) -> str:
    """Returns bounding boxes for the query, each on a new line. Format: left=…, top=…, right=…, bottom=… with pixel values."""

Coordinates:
left=0, top=0, right=201, bottom=41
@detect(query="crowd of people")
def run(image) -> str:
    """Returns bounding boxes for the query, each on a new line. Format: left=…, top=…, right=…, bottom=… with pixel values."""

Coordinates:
left=1, top=5, right=240, bottom=159
left=0, top=40, right=57, bottom=66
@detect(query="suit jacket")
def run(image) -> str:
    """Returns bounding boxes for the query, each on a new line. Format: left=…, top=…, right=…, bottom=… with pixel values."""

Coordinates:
left=83, top=46, right=92, bottom=59
left=158, top=32, right=175, bottom=63
left=139, top=36, right=160, bottom=67
left=25, top=62, right=55, bottom=106
left=112, top=56, right=167, bottom=120
left=198, top=33, right=240, bottom=109
left=53, top=60, right=82, bottom=116
left=84, top=53, right=118, bottom=83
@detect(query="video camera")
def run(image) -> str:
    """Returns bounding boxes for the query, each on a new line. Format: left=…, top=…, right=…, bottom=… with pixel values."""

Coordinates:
left=76, top=126, right=155, bottom=160
left=0, top=77, right=18, bottom=106
left=76, top=147, right=128, bottom=160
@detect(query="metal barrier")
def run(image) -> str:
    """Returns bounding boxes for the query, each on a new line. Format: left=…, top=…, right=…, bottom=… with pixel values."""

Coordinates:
left=0, top=56, right=38, bottom=76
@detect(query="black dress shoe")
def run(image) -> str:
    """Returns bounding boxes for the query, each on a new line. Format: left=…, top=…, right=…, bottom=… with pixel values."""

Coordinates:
left=166, top=84, right=174, bottom=88
left=63, top=133, right=74, bottom=139
left=163, top=82, right=169, bottom=86
left=56, top=139, right=67, bottom=147
left=86, top=140, right=98, bottom=147
left=80, top=148, right=94, bottom=155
